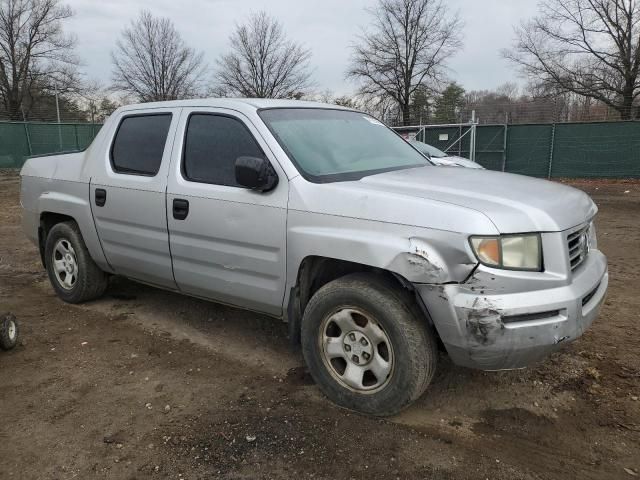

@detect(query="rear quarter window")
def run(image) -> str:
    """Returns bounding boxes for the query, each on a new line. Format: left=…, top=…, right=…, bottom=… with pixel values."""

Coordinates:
left=110, top=114, right=172, bottom=176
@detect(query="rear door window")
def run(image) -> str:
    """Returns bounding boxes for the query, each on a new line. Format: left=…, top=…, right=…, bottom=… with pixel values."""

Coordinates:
left=111, top=114, right=173, bottom=176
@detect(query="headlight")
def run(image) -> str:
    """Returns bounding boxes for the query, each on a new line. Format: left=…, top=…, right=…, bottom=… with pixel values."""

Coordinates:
left=469, top=234, right=542, bottom=271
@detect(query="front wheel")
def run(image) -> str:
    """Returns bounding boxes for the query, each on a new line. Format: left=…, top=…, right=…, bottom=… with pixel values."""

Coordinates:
left=301, top=273, right=438, bottom=416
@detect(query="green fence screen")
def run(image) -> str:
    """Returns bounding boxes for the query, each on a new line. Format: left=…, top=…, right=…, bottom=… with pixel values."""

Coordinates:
left=550, top=122, right=640, bottom=178
left=418, top=120, right=640, bottom=178
left=2, top=120, right=640, bottom=177
left=0, top=122, right=102, bottom=168
left=505, top=124, right=555, bottom=177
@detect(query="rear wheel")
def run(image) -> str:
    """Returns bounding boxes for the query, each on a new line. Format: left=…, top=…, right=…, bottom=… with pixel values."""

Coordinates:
left=301, top=273, right=437, bottom=416
left=44, top=221, right=108, bottom=303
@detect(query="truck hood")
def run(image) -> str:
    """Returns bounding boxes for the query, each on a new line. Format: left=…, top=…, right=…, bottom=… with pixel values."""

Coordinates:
left=357, top=166, right=596, bottom=233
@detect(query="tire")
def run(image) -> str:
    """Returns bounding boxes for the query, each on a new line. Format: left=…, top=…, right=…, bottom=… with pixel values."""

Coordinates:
left=301, top=273, right=438, bottom=416
left=0, top=313, right=19, bottom=350
left=44, top=221, right=108, bottom=304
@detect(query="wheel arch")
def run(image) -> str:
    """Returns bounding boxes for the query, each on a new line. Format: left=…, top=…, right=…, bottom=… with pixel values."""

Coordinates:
left=38, top=211, right=77, bottom=266
left=35, top=187, right=113, bottom=273
left=286, top=255, right=435, bottom=347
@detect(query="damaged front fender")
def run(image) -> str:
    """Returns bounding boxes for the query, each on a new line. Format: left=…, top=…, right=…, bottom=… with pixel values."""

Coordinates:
left=387, top=237, right=475, bottom=284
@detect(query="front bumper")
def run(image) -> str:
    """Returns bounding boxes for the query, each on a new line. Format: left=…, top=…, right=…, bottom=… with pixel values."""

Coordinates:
left=417, top=250, right=608, bottom=370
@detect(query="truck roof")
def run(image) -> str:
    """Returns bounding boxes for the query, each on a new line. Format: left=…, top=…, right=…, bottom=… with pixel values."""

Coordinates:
left=118, top=98, right=353, bottom=114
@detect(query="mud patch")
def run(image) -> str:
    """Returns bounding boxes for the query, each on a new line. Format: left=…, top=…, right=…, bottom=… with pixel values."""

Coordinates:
left=284, top=365, right=314, bottom=386
left=157, top=409, right=464, bottom=479
left=474, top=407, right=554, bottom=437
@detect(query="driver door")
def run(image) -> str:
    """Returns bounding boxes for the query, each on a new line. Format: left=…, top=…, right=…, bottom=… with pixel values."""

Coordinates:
left=166, top=108, right=288, bottom=316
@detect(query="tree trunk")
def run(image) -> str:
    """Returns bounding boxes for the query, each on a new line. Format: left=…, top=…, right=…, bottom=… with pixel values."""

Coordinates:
left=402, top=101, right=411, bottom=126
left=619, top=98, right=633, bottom=120
left=7, top=97, right=22, bottom=121
left=620, top=81, right=635, bottom=120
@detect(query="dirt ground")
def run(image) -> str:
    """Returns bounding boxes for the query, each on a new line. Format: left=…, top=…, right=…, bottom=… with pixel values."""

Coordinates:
left=0, top=171, right=638, bottom=480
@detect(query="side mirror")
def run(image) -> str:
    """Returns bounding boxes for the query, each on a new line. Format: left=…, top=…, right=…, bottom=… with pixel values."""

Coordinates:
left=235, top=156, right=279, bottom=192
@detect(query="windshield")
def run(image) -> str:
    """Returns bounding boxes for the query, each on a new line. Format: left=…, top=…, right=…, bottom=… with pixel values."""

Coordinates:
left=259, top=108, right=428, bottom=182
left=410, top=141, right=448, bottom=158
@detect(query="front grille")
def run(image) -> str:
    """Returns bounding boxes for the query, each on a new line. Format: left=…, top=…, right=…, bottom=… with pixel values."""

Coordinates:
left=567, top=225, right=590, bottom=272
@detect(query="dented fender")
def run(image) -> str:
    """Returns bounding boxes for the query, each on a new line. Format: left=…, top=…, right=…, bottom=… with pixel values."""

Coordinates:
left=284, top=211, right=480, bottom=309
left=387, top=238, right=452, bottom=284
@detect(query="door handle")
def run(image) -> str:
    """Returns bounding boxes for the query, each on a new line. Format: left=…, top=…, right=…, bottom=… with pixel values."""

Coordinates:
left=95, top=188, right=106, bottom=207
left=173, top=198, right=189, bottom=220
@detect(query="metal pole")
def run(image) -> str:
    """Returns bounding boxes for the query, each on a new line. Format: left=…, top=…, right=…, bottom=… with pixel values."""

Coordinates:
left=54, top=84, right=63, bottom=151
left=547, top=123, right=556, bottom=179
left=23, top=122, right=33, bottom=157
left=501, top=121, right=508, bottom=172
left=469, top=110, right=477, bottom=162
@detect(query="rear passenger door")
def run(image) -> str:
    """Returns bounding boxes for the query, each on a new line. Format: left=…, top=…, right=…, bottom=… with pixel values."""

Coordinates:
left=90, top=109, right=180, bottom=289
left=166, top=109, right=288, bottom=316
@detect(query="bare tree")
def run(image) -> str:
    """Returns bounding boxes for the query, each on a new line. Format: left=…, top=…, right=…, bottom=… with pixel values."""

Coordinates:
left=347, top=0, right=462, bottom=126
left=0, top=0, right=78, bottom=120
left=112, top=10, right=205, bottom=102
left=75, top=81, right=119, bottom=123
left=504, top=0, right=640, bottom=120
left=214, top=11, right=312, bottom=98
left=313, top=90, right=364, bottom=109
left=357, top=93, right=400, bottom=123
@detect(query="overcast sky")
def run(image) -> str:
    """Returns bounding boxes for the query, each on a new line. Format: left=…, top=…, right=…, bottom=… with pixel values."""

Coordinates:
left=65, top=0, right=541, bottom=96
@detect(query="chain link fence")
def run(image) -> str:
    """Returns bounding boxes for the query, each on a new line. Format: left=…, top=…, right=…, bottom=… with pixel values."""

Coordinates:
left=381, top=94, right=633, bottom=127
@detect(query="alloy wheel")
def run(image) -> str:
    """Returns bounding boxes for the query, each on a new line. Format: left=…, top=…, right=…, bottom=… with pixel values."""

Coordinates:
left=319, top=307, right=394, bottom=393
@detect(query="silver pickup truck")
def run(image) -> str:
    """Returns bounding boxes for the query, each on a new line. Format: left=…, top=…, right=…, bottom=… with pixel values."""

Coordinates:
left=20, top=99, right=608, bottom=415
